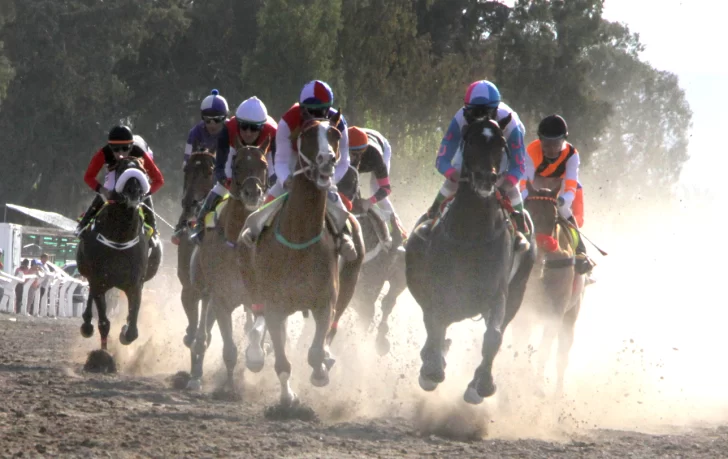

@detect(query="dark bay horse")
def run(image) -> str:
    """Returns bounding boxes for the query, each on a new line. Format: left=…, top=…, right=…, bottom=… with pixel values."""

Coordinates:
left=186, top=141, right=270, bottom=392
left=177, top=151, right=216, bottom=349
left=345, top=167, right=407, bottom=356
left=77, top=157, right=162, bottom=353
left=248, top=115, right=364, bottom=406
left=405, top=117, right=536, bottom=404
left=513, top=181, right=585, bottom=395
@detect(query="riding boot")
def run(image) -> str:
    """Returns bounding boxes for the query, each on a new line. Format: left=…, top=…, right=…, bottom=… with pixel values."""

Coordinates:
left=74, top=195, right=105, bottom=237
left=142, top=196, right=159, bottom=245
left=426, top=191, right=447, bottom=220
left=568, top=216, right=596, bottom=276
left=510, top=210, right=531, bottom=254
left=190, top=191, right=223, bottom=243
left=338, top=224, right=358, bottom=262
left=369, top=205, right=392, bottom=250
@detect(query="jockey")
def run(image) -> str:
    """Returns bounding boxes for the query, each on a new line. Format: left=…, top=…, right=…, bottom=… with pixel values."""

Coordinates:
left=188, top=96, right=277, bottom=241
left=522, top=114, right=595, bottom=275
left=241, top=80, right=357, bottom=261
left=347, top=126, right=408, bottom=243
left=171, top=89, right=230, bottom=244
left=425, top=79, right=529, bottom=251
left=76, top=125, right=164, bottom=242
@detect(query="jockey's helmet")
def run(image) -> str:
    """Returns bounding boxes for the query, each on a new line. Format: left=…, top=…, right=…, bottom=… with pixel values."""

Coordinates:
left=538, top=114, right=568, bottom=139
left=463, top=80, right=501, bottom=123
left=200, top=89, right=229, bottom=117
left=108, top=125, right=134, bottom=144
left=299, top=80, right=334, bottom=109
left=235, top=96, right=268, bottom=125
left=348, top=127, right=369, bottom=151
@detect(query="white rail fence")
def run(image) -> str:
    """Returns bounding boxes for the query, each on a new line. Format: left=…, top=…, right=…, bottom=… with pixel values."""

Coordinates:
left=0, top=265, right=88, bottom=318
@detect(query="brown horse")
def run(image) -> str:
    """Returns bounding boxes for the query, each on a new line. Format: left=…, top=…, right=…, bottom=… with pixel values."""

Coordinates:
left=515, top=181, right=586, bottom=395
left=186, top=140, right=270, bottom=392
left=247, top=115, right=364, bottom=407
left=177, top=151, right=216, bottom=349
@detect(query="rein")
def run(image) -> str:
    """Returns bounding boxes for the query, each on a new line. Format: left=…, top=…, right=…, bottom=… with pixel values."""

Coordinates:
left=293, top=119, right=339, bottom=181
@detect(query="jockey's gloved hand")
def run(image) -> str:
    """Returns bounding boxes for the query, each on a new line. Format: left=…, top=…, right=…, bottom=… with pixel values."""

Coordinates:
left=557, top=196, right=565, bottom=207
left=100, top=187, right=112, bottom=200
left=445, top=168, right=461, bottom=183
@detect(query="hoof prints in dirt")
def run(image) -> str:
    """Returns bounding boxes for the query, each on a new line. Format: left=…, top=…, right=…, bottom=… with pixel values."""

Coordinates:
left=211, top=387, right=243, bottom=402
left=264, top=402, right=320, bottom=422
left=83, top=349, right=117, bottom=374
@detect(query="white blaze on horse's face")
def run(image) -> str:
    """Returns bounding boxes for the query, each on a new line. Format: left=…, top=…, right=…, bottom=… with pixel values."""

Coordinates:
left=314, top=121, right=336, bottom=188
left=481, top=126, right=494, bottom=141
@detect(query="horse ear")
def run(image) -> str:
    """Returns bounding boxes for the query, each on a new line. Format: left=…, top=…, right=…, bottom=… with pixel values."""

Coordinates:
left=498, top=113, right=512, bottom=132
left=260, top=136, right=271, bottom=154
left=330, top=111, right=341, bottom=127
left=550, top=187, right=560, bottom=199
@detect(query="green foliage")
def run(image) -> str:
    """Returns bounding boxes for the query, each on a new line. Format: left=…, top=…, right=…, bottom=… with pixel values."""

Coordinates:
left=0, top=0, right=693, bottom=217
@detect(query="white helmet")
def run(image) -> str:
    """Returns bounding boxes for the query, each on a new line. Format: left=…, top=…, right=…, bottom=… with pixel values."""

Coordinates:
left=235, top=96, right=268, bottom=124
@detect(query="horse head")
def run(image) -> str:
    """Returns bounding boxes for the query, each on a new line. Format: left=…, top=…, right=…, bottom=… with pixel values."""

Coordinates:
left=230, top=138, right=270, bottom=210
left=296, top=113, right=342, bottom=190
left=183, top=150, right=216, bottom=211
left=113, top=157, right=150, bottom=208
left=524, top=182, right=561, bottom=253
left=461, top=117, right=508, bottom=198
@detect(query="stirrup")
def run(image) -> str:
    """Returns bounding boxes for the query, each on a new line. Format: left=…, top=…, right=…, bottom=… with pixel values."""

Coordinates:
left=338, top=233, right=357, bottom=262
left=514, top=231, right=530, bottom=254
left=241, top=228, right=256, bottom=248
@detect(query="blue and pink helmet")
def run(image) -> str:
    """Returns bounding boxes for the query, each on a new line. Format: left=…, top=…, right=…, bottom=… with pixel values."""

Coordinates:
left=299, top=80, right=334, bottom=109
left=464, top=80, right=501, bottom=108
left=200, top=89, right=229, bottom=117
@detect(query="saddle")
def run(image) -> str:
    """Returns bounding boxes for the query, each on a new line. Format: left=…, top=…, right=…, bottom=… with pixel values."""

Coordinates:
left=203, top=196, right=231, bottom=230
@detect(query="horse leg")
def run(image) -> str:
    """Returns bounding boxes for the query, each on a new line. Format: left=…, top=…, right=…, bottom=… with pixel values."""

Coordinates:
left=187, top=295, right=214, bottom=391
left=80, top=288, right=98, bottom=338
left=215, top=302, right=238, bottom=394
left=419, top=308, right=448, bottom=391
left=376, top=261, right=407, bottom=356
left=119, top=286, right=142, bottom=345
left=465, top=295, right=506, bottom=404
left=309, top=300, right=333, bottom=387
left=95, top=291, right=111, bottom=351
left=535, top=315, right=560, bottom=396
left=180, top=284, right=199, bottom=348
left=245, top=304, right=267, bottom=373
left=556, top=303, right=580, bottom=395
left=266, top=307, right=296, bottom=406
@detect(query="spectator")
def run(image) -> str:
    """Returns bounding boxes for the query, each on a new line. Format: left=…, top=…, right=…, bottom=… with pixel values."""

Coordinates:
left=15, top=259, right=30, bottom=313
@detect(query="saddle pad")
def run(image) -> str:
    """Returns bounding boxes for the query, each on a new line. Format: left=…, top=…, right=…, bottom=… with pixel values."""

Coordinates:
left=204, top=197, right=230, bottom=229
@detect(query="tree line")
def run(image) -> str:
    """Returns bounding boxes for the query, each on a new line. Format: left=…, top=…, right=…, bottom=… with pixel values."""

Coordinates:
left=0, top=0, right=691, bottom=217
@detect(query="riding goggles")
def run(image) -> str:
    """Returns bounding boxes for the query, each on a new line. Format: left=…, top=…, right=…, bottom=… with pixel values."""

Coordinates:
left=109, top=144, right=133, bottom=153
left=238, top=121, right=263, bottom=132
left=203, top=115, right=226, bottom=124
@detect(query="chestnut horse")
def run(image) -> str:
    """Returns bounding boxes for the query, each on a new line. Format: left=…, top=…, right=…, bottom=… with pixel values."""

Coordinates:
left=514, top=181, right=585, bottom=395
left=247, top=115, right=364, bottom=406
left=186, top=141, right=270, bottom=392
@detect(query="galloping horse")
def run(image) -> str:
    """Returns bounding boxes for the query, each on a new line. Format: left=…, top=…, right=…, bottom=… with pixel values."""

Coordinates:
left=77, top=157, right=162, bottom=351
left=248, top=115, right=364, bottom=406
left=405, top=117, right=536, bottom=404
left=177, top=151, right=216, bottom=348
left=344, top=167, right=407, bottom=356
left=515, top=181, right=585, bottom=394
left=186, top=141, right=270, bottom=392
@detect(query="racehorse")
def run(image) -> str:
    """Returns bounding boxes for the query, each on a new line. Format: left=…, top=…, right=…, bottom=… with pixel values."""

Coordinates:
left=248, top=115, right=364, bottom=407
left=176, top=151, right=216, bottom=378
left=405, top=117, right=536, bottom=404
left=514, top=181, right=585, bottom=395
left=186, top=141, right=270, bottom=392
left=77, top=157, right=162, bottom=353
left=343, top=166, right=407, bottom=356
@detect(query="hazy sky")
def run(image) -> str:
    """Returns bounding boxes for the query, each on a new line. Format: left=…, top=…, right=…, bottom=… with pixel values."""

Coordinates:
left=601, top=0, right=723, bottom=188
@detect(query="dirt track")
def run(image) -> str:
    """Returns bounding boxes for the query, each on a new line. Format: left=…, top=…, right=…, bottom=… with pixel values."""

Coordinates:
left=1, top=314, right=727, bottom=458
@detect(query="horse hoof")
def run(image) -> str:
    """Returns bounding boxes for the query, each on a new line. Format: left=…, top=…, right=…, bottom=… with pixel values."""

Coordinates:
left=245, top=343, right=266, bottom=373
left=119, top=325, right=137, bottom=345
left=464, top=386, right=485, bottom=405
left=376, top=336, right=391, bottom=356
left=183, top=334, right=195, bottom=349
left=80, top=323, right=94, bottom=338
left=186, top=378, right=202, bottom=391
left=310, top=369, right=330, bottom=388
left=418, top=375, right=439, bottom=392
left=280, top=392, right=298, bottom=408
